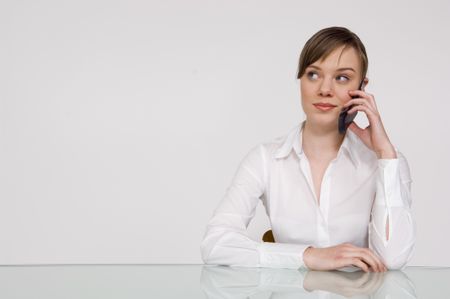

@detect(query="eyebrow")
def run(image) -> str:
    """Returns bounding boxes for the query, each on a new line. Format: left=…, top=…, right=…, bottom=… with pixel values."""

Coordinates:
left=308, top=65, right=356, bottom=72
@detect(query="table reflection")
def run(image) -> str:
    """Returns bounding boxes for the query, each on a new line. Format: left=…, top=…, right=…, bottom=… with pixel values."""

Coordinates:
left=0, top=265, right=448, bottom=298
left=201, top=266, right=416, bottom=298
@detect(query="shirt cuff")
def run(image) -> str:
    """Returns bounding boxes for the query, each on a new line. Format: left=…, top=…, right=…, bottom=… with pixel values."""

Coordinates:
left=375, top=158, right=405, bottom=207
left=257, top=242, right=312, bottom=269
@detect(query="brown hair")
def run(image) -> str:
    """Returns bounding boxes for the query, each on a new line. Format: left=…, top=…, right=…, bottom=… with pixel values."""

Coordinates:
left=296, top=26, right=368, bottom=83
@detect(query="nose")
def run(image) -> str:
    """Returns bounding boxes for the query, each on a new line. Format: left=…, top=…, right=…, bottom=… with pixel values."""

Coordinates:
left=319, top=79, right=333, bottom=97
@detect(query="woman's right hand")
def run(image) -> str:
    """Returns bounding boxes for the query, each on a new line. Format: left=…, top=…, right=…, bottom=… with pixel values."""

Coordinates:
left=303, top=243, right=387, bottom=272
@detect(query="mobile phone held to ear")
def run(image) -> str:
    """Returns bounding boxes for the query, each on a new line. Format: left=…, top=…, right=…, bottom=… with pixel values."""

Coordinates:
left=338, top=80, right=365, bottom=134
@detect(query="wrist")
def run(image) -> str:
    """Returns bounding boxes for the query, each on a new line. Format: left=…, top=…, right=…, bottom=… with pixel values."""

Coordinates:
left=303, top=246, right=315, bottom=268
left=376, top=146, right=397, bottom=159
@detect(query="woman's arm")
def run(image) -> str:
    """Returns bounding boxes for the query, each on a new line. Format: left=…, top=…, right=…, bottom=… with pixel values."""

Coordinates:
left=200, top=144, right=313, bottom=269
left=369, top=149, right=416, bottom=270
left=343, top=89, right=416, bottom=270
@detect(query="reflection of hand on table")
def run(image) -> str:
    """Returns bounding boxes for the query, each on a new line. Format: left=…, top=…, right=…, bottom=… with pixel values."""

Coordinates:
left=303, top=270, right=385, bottom=297
left=200, top=265, right=416, bottom=298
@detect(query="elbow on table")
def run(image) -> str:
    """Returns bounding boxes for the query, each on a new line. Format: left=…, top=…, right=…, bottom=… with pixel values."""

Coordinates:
left=200, top=238, right=221, bottom=266
left=200, top=240, right=212, bottom=264
left=200, top=237, right=259, bottom=267
left=384, top=257, right=408, bottom=270
left=382, top=248, right=415, bottom=270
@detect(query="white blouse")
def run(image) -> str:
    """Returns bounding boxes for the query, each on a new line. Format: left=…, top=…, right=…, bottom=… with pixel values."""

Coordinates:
left=200, top=120, right=416, bottom=270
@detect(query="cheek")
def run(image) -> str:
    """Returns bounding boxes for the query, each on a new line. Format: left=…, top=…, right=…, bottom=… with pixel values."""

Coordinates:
left=336, top=89, right=352, bottom=105
left=300, top=82, right=314, bottom=99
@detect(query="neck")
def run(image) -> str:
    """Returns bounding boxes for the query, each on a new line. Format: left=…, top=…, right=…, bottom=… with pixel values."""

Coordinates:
left=302, top=119, right=345, bottom=159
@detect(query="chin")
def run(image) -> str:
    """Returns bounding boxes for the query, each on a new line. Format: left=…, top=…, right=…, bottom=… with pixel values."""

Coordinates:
left=306, top=113, right=339, bottom=128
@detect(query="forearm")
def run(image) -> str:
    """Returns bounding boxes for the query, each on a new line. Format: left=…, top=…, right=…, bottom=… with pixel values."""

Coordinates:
left=370, top=205, right=415, bottom=269
left=369, top=154, right=416, bottom=269
left=201, top=219, right=313, bottom=269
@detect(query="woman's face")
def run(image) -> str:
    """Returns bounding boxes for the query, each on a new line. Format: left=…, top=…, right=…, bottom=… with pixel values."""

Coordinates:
left=300, top=45, right=368, bottom=128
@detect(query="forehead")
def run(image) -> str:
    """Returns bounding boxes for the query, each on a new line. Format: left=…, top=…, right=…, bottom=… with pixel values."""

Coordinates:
left=312, top=45, right=360, bottom=71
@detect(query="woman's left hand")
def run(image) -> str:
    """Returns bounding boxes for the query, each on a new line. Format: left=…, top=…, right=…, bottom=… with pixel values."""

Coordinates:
left=343, top=89, right=397, bottom=159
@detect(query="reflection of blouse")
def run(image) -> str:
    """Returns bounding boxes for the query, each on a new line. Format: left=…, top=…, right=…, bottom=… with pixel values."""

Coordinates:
left=200, top=120, right=416, bottom=270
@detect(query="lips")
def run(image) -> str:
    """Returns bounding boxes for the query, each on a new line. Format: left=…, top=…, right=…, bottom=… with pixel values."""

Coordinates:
left=313, top=102, right=337, bottom=107
left=313, top=103, right=337, bottom=112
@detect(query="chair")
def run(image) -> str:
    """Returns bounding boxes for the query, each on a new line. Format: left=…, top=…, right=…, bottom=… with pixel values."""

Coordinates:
left=262, top=229, right=275, bottom=243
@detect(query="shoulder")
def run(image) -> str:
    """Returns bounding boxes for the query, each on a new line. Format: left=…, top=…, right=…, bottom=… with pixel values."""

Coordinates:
left=240, top=127, right=293, bottom=165
left=261, top=135, right=287, bottom=157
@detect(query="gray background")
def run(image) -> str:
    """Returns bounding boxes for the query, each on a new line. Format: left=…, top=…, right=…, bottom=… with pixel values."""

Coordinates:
left=1, top=0, right=449, bottom=266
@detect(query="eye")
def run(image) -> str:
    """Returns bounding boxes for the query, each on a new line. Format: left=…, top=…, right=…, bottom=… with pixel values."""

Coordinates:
left=306, top=71, right=319, bottom=80
left=336, top=75, right=350, bottom=82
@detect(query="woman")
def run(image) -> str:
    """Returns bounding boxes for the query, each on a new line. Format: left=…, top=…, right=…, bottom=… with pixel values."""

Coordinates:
left=200, top=26, right=416, bottom=272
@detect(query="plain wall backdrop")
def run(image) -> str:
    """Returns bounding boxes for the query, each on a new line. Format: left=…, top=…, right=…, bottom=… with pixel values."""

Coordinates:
left=1, top=0, right=449, bottom=266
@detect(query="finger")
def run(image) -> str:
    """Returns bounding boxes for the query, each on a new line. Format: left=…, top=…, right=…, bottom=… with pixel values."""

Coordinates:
left=363, top=249, right=387, bottom=272
left=348, top=90, right=368, bottom=98
left=342, top=244, right=378, bottom=272
left=347, top=104, right=378, bottom=120
left=353, top=253, right=377, bottom=272
left=361, top=249, right=386, bottom=272
left=346, top=248, right=380, bottom=272
left=361, top=250, right=383, bottom=272
left=347, top=257, right=370, bottom=273
left=343, top=98, right=369, bottom=108
left=345, top=245, right=386, bottom=272
left=362, top=248, right=386, bottom=272
left=366, top=93, right=379, bottom=111
left=348, top=90, right=377, bottom=111
left=348, top=121, right=364, bottom=132
left=357, top=249, right=382, bottom=272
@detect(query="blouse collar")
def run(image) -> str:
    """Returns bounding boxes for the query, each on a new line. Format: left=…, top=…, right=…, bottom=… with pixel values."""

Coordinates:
left=274, top=120, right=360, bottom=169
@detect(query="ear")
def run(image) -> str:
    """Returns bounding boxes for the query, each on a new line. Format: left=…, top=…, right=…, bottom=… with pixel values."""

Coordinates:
left=362, top=77, right=369, bottom=91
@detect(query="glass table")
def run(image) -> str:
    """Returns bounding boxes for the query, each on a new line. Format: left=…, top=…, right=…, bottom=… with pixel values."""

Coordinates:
left=0, top=265, right=448, bottom=298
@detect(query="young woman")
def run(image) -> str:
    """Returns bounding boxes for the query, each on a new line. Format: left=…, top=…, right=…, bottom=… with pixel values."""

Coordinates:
left=200, top=26, right=416, bottom=272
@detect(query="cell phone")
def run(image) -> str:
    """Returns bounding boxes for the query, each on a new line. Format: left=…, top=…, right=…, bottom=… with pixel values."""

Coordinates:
left=338, top=79, right=365, bottom=134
